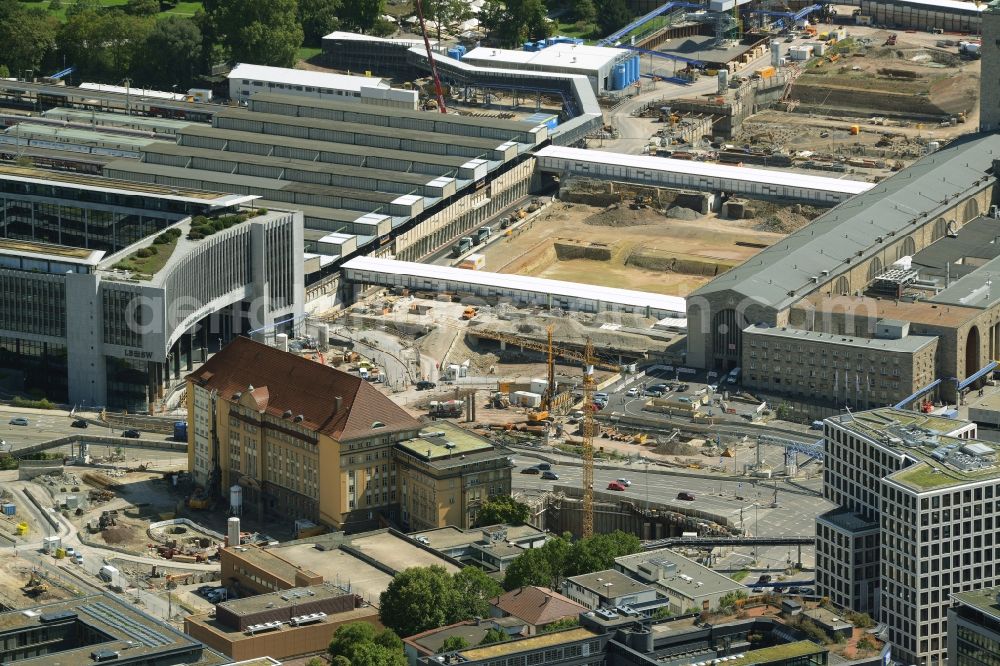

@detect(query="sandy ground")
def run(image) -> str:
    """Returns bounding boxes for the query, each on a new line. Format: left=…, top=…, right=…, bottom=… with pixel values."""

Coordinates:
left=477, top=202, right=787, bottom=296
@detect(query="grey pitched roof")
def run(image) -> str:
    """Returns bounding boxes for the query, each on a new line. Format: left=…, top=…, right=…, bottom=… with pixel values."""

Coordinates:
left=691, top=133, right=1000, bottom=311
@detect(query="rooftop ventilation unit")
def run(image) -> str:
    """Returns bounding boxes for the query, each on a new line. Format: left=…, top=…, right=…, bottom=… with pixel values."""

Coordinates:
left=246, top=621, right=283, bottom=635
left=290, top=612, right=327, bottom=626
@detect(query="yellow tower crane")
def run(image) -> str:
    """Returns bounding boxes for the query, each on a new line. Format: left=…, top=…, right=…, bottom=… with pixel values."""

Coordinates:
left=581, top=338, right=596, bottom=538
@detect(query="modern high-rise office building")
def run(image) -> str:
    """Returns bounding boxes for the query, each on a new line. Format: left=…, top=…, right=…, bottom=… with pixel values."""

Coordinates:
left=0, top=165, right=303, bottom=411
left=816, top=408, right=1000, bottom=665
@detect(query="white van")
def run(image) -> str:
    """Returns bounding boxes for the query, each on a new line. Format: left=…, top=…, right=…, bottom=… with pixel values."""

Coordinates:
left=98, top=565, right=119, bottom=582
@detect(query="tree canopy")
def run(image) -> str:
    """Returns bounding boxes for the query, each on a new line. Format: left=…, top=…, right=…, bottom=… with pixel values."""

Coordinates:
left=0, top=2, right=59, bottom=78
left=475, top=496, right=531, bottom=527
left=298, top=0, right=342, bottom=46
left=503, top=531, right=642, bottom=591
left=328, top=622, right=406, bottom=666
left=203, top=0, right=303, bottom=67
left=479, top=0, right=551, bottom=47
left=379, top=565, right=504, bottom=637
left=596, top=0, right=632, bottom=36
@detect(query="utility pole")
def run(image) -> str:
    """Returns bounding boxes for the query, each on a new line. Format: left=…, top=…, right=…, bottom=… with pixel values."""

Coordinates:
left=581, top=339, right=596, bottom=538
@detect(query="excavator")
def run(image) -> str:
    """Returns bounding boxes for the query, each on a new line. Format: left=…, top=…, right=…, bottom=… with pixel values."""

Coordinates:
left=23, top=571, right=47, bottom=596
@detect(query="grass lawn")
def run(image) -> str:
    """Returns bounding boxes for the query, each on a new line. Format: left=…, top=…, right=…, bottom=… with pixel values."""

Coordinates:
left=19, top=0, right=203, bottom=21
left=113, top=234, right=180, bottom=280
left=296, top=47, right=323, bottom=64
left=554, top=18, right=597, bottom=42
left=731, top=569, right=750, bottom=582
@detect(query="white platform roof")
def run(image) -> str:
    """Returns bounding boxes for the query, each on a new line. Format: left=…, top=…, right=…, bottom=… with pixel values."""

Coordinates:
left=228, top=63, right=388, bottom=93
left=536, top=145, right=875, bottom=196
left=890, top=0, right=984, bottom=12
left=464, top=43, right=628, bottom=72
left=323, top=30, right=438, bottom=48
left=342, top=256, right=686, bottom=316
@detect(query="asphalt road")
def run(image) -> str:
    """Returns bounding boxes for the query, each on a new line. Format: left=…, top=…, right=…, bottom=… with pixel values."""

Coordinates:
left=0, top=409, right=115, bottom=452
left=512, top=454, right=830, bottom=572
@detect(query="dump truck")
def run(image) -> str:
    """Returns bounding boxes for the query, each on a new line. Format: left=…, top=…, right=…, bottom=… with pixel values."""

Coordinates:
left=461, top=306, right=478, bottom=320
left=451, top=236, right=473, bottom=257
left=475, top=226, right=493, bottom=244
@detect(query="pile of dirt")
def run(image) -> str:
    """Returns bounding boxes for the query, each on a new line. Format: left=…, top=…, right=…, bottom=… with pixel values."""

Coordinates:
left=584, top=205, right=665, bottom=227
left=100, top=525, right=132, bottom=545
left=749, top=201, right=822, bottom=234
left=665, top=206, right=700, bottom=221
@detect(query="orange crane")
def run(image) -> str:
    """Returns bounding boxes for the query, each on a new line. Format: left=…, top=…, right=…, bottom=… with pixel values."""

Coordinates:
left=581, top=339, right=595, bottom=538
left=414, top=0, right=448, bottom=113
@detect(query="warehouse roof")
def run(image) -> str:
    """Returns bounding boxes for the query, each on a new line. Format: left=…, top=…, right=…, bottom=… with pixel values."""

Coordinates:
left=342, top=256, right=686, bottom=315
left=189, top=336, right=421, bottom=441
left=214, top=108, right=512, bottom=153
left=106, top=161, right=411, bottom=206
left=536, top=145, right=873, bottom=195
left=323, top=30, right=438, bottom=48
left=249, top=92, right=545, bottom=136
left=689, top=132, right=1000, bottom=310
left=566, top=569, right=655, bottom=598
left=7, top=122, right=161, bottom=148
left=930, top=253, right=1000, bottom=308
left=177, top=125, right=475, bottom=172
left=143, top=142, right=449, bottom=190
left=228, top=63, right=388, bottom=92
left=742, top=324, right=938, bottom=353
left=464, top=43, right=628, bottom=71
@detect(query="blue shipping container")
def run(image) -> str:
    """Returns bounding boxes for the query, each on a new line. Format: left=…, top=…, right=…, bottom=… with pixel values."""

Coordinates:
left=173, top=421, right=188, bottom=440
left=2, top=503, right=15, bottom=516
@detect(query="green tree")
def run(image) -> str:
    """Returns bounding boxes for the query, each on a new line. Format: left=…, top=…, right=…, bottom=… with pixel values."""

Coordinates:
left=563, top=530, right=642, bottom=577
left=0, top=3, right=59, bottom=78
left=717, top=590, right=748, bottom=612
left=298, top=0, right=342, bottom=45
left=330, top=658, right=350, bottom=666
left=479, top=628, right=508, bottom=645
left=595, top=0, right=630, bottom=37
left=856, top=635, right=877, bottom=653
left=341, top=0, right=385, bottom=33
left=125, top=0, right=160, bottom=15
left=379, top=565, right=457, bottom=637
left=451, top=566, right=503, bottom=622
left=203, top=0, right=303, bottom=67
left=439, top=635, right=470, bottom=652
left=476, top=495, right=531, bottom=526
left=571, top=0, right=595, bottom=24
left=846, top=611, right=875, bottom=629
left=59, top=8, right=154, bottom=82
left=134, top=16, right=202, bottom=89
left=502, top=546, right=555, bottom=590
left=305, top=658, right=325, bottom=666
left=66, top=0, right=102, bottom=18
left=479, top=0, right=550, bottom=47
left=424, top=0, right=473, bottom=41
left=328, top=623, right=405, bottom=666
left=540, top=617, right=579, bottom=633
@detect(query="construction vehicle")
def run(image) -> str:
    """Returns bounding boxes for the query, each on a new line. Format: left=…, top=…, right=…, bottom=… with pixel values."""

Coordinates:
left=451, top=237, right=473, bottom=257
left=526, top=198, right=542, bottom=213
left=188, top=490, right=210, bottom=510
left=469, top=327, right=621, bottom=371
left=490, top=392, right=510, bottom=409
left=429, top=400, right=464, bottom=418
left=884, top=33, right=897, bottom=46
left=629, top=195, right=649, bottom=210
left=527, top=410, right=550, bottom=423
left=461, top=306, right=478, bottom=320
left=23, top=571, right=47, bottom=596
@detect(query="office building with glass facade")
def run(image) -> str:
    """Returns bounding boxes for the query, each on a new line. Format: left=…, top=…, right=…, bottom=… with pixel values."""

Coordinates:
left=0, top=166, right=304, bottom=411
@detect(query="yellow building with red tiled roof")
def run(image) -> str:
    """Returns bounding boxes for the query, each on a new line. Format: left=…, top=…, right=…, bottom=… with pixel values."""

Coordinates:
left=186, top=337, right=511, bottom=532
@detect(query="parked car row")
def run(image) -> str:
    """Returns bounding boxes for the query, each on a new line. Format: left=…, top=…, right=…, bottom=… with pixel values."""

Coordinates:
left=197, top=586, right=228, bottom=603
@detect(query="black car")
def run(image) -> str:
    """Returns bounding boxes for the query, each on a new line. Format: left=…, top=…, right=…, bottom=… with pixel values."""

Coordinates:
left=541, top=471, right=559, bottom=481
left=676, top=491, right=695, bottom=501
left=122, top=429, right=140, bottom=438
left=416, top=380, right=436, bottom=391
left=71, top=419, right=88, bottom=429
left=536, top=463, right=552, bottom=471
left=520, top=467, right=541, bottom=475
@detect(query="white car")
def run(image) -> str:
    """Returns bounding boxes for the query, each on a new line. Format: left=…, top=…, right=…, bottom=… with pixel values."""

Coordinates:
left=64, top=547, right=76, bottom=557
left=616, top=478, right=633, bottom=487
left=626, top=388, right=639, bottom=397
